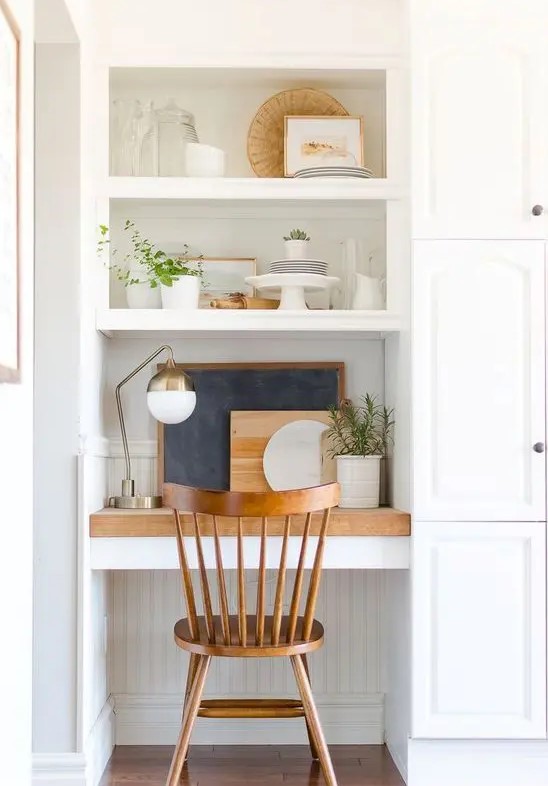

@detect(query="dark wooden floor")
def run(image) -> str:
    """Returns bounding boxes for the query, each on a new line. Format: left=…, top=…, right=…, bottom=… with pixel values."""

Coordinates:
left=100, top=745, right=405, bottom=786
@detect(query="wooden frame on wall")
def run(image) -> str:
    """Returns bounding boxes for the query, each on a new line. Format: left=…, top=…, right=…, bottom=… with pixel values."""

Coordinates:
left=0, top=0, right=19, bottom=383
left=156, top=361, right=345, bottom=492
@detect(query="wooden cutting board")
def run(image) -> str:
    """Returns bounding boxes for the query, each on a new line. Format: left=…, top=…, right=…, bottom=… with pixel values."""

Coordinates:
left=230, top=410, right=335, bottom=492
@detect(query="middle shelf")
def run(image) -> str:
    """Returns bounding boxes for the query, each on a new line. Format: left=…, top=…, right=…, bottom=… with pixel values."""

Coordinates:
left=96, top=308, right=402, bottom=337
left=103, top=176, right=406, bottom=205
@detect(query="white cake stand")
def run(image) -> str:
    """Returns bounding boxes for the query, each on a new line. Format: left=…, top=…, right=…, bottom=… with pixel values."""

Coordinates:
left=245, top=273, right=340, bottom=310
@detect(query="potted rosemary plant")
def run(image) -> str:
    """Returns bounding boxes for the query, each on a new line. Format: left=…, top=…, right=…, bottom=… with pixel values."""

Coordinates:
left=326, top=395, right=394, bottom=508
left=283, top=228, right=310, bottom=259
left=98, top=221, right=204, bottom=309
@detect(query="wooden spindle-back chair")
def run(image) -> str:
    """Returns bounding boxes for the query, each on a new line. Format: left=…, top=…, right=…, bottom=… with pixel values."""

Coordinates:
left=163, top=481, right=340, bottom=786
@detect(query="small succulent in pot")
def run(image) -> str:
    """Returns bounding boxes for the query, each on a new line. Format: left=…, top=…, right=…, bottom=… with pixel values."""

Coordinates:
left=326, top=395, right=394, bottom=509
left=283, top=228, right=311, bottom=259
left=283, top=228, right=310, bottom=242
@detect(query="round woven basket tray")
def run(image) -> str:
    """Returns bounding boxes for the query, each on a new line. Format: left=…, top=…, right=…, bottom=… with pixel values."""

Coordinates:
left=247, top=88, right=349, bottom=178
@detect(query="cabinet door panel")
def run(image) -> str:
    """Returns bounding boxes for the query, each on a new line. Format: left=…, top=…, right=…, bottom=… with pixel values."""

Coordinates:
left=411, top=23, right=548, bottom=238
left=413, top=241, right=545, bottom=521
left=412, top=521, right=546, bottom=738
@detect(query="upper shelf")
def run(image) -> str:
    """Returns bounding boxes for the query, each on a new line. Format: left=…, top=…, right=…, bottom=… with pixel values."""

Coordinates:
left=103, top=177, right=406, bottom=205
left=96, top=308, right=402, bottom=338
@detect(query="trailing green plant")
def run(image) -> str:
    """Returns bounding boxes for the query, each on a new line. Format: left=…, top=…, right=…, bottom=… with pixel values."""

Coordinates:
left=283, top=228, right=310, bottom=241
left=97, top=220, right=203, bottom=288
left=326, top=394, right=395, bottom=457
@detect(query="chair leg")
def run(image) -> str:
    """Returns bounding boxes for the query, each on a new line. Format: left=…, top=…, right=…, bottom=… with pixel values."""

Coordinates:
left=182, top=653, right=200, bottom=762
left=291, top=655, right=337, bottom=786
left=301, top=654, right=319, bottom=760
left=166, top=654, right=211, bottom=786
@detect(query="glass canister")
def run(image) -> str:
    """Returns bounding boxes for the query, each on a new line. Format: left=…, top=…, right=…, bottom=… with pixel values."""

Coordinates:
left=155, top=98, right=199, bottom=176
left=110, top=98, right=141, bottom=175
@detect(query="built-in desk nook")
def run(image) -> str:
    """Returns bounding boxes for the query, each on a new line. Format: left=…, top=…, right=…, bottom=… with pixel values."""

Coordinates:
left=89, top=506, right=411, bottom=569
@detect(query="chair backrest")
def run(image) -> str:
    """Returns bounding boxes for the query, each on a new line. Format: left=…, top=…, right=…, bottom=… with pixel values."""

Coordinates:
left=163, top=482, right=340, bottom=648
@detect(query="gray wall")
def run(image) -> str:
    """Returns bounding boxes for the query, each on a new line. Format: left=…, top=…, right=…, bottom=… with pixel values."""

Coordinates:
left=33, top=41, right=80, bottom=753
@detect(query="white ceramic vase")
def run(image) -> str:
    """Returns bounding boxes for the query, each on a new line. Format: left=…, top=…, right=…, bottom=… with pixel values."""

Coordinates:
left=336, top=455, right=382, bottom=508
left=351, top=273, right=385, bottom=310
left=160, top=275, right=201, bottom=309
left=125, top=280, right=161, bottom=309
left=284, top=239, right=309, bottom=259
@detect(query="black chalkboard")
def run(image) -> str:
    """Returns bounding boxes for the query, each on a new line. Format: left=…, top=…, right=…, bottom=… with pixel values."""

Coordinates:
left=158, top=362, right=344, bottom=491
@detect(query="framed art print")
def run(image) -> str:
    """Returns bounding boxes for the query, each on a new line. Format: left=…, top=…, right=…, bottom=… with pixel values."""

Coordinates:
left=284, top=115, right=364, bottom=176
left=0, top=0, right=19, bottom=383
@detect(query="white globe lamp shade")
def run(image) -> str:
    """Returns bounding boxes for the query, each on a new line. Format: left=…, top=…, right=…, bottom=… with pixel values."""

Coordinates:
left=147, top=389, right=196, bottom=424
left=146, top=361, right=196, bottom=424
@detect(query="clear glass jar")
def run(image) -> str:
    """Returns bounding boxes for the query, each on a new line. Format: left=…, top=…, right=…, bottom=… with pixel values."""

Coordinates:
left=155, top=98, right=198, bottom=176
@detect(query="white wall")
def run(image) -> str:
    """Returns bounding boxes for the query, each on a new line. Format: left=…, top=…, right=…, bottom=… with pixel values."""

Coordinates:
left=33, top=40, right=80, bottom=754
left=104, top=335, right=386, bottom=444
left=0, top=1, right=34, bottom=784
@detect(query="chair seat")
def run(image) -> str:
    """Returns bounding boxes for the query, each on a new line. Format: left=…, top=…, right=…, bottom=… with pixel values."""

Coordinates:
left=174, top=614, right=324, bottom=657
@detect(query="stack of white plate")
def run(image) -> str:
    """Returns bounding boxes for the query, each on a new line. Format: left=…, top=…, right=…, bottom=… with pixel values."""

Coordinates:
left=269, top=258, right=328, bottom=276
left=293, top=166, right=374, bottom=179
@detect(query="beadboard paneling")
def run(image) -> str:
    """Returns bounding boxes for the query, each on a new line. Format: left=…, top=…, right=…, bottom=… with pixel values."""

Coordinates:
left=108, top=568, right=382, bottom=743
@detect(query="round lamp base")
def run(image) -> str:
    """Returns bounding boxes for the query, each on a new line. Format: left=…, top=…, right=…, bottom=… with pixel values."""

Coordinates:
left=109, top=494, right=163, bottom=509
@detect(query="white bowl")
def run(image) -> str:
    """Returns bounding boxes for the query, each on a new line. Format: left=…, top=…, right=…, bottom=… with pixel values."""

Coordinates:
left=185, top=143, right=226, bottom=177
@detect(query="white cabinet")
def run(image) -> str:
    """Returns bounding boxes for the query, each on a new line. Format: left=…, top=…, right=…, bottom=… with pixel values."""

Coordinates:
left=413, top=240, right=546, bottom=521
left=411, top=10, right=548, bottom=239
left=412, top=521, right=546, bottom=739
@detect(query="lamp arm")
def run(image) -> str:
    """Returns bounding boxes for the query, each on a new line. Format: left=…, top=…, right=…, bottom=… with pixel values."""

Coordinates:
left=115, top=344, right=174, bottom=480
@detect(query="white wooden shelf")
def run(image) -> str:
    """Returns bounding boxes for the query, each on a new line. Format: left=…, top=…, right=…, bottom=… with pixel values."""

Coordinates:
left=96, top=308, right=402, bottom=338
left=103, top=176, right=406, bottom=204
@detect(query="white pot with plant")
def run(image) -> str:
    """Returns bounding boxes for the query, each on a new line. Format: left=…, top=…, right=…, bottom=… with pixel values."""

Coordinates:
left=98, top=221, right=203, bottom=310
left=283, top=228, right=310, bottom=259
left=326, top=394, right=394, bottom=509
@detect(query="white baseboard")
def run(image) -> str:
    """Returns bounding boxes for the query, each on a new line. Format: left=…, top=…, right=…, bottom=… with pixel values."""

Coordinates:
left=85, top=697, right=115, bottom=786
left=32, top=699, right=115, bottom=786
left=408, top=739, right=548, bottom=786
left=114, top=692, right=384, bottom=745
left=32, top=753, right=86, bottom=786
left=386, top=739, right=408, bottom=784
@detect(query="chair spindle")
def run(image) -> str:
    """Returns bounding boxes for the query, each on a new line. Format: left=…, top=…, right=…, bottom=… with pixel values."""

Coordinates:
left=237, top=516, right=246, bottom=646
left=193, top=513, right=215, bottom=644
left=213, top=515, right=231, bottom=645
left=174, top=510, right=199, bottom=640
left=272, top=515, right=291, bottom=645
left=256, top=516, right=267, bottom=645
left=286, top=511, right=312, bottom=644
left=302, top=508, right=331, bottom=641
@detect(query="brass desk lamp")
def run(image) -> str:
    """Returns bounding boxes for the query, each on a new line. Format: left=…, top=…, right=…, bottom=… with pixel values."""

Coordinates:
left=109, top=344, right=195, bottom=509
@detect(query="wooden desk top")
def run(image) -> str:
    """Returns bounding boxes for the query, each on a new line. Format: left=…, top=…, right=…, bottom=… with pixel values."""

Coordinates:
left=90, top=506, right=411, bottom=538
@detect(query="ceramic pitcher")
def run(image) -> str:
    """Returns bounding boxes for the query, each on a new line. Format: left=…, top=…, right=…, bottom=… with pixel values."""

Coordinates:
left=351, top=273, right=385, bottom=310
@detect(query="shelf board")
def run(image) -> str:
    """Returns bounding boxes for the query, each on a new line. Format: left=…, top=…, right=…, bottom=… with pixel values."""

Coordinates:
left=103, top=176, right=405, bottom=204
left=90, top=506, right=411, bottom=538
left=96, top=308, right=402, bottom=338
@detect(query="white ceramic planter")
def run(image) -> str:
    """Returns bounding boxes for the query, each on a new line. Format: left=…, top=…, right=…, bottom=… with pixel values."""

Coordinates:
left=125, top=280, right=161, bottom=309
left=284, top=239, right=309, bottom=259
left=160, top=275, right=201, bottom=309
left=336, top=455, right=382, bottom=508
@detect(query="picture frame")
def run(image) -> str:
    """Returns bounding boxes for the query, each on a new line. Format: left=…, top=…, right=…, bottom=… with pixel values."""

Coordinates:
left=284, top=115, right=364, bottom=176
left=0, top=0, right=19, bottom=383
left=199, top=257, right=257, bottom=304
left=156, top=361, right=345, bottom=491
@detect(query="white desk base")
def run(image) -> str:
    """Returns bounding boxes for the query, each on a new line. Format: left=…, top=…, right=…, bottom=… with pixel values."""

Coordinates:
left=90, top=536, right=410, bottom=570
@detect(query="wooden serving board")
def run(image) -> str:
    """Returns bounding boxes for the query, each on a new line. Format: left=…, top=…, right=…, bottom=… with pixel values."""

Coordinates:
left=230, top=410, right=335, bottom=492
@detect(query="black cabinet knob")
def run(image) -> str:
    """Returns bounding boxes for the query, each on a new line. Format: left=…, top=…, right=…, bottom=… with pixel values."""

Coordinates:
left=533, top=442, right=545, bottom=453
left=532, top=205, right=544, bottom=216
